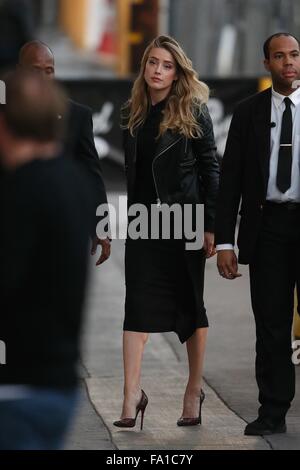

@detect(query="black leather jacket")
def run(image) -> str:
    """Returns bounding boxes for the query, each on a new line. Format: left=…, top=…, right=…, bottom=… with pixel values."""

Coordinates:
left=123, top=105, right=219, bottom=232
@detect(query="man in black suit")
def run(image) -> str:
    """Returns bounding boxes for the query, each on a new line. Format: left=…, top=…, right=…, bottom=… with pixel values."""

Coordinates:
left=216, top=33, right=300, bottom=436
left=18, top=40, right=110, bottom=265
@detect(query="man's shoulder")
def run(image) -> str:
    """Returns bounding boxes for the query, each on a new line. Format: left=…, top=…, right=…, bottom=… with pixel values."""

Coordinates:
left=47, top=154, right=87, bottom=181
left=40, top=156, right=92, bottom=204
left=37, top=157, right=92, bottom=236
left=26, top=155, right=85, bottom=186
left=234, top=87, right=272, bottom=114
left=68, top=99, right=92, bottom=118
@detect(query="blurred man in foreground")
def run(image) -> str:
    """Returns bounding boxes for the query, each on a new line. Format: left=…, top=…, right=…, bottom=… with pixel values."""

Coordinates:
left=18, top=40, right=111, bottom=265
left=0, top=71, right=91, bottom=449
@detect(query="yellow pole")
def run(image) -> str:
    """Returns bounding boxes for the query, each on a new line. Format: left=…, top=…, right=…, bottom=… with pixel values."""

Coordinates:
left=117, top=0, right=131, bottom=76
left=116, top=0, right=144, bottom=76
left=59, top=0, right=88, bottom=49
left=258, top=77, right=272, bottom=91
left=294, top=291, right=300, bottom=339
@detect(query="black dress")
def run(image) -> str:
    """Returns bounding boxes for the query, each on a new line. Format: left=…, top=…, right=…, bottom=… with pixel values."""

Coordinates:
left=124, top=100, right=208, bottom=343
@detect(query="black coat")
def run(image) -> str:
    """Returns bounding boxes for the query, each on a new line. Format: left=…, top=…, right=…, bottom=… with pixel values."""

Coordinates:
left=0, top=156, right=91, bottom=387
left=215, top=87, right=273, bottom=264
left=64, top=99, right=108, bottom=235
left=123, top=105, right=219, bottom=232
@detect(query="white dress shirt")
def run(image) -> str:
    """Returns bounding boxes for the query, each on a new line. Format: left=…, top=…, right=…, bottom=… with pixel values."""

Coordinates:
left=217, top=85, right=300, bottom=251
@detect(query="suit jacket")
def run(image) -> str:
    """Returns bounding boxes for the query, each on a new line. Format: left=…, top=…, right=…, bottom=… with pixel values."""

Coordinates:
left=215, top=87, right=273, bottom=264
left=64, top=100, right=108, bottom=235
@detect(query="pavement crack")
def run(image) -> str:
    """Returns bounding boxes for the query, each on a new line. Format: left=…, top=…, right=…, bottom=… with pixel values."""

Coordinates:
left=78, top=357, right=91, bottom=378
left=202, top=377, right=273, bottom=450
left=83, top=379, right=118, bottom=450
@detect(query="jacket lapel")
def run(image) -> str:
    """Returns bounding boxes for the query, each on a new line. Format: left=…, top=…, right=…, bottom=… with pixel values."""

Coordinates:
left=154, top=130, right=183, bottom=158
left=252, top=87, right=272, bottom=191
left=127, top=128, right=183, bottom=162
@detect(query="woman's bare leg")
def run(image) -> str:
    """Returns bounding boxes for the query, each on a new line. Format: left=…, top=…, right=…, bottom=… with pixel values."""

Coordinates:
left=181, top=327, right=208, bottom=417
left=120, top=331, right=149, bottom=418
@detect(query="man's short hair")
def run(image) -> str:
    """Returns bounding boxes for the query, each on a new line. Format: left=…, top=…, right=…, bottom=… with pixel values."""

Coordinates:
left=263, top=32, right=300, bottom=59
left=18, top=40, right=55, bottom=65
left=2, top=70, right=67, bottom=142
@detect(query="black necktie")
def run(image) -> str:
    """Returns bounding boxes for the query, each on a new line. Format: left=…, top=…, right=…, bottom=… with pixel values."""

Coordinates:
left=276, top=97, right=293, bottom=193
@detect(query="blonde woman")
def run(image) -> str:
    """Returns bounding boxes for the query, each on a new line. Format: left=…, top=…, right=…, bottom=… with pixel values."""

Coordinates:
left=114, top=35, right=219, bottom=430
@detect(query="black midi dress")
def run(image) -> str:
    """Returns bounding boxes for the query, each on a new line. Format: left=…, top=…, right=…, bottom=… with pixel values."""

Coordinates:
left=124, top=99, right=208, bottom=343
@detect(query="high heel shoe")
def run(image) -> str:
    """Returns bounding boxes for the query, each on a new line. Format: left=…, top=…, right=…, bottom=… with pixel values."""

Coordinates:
left=177, top=389, right=205, bottom=426
left=113, top=390, right=148, bottom=430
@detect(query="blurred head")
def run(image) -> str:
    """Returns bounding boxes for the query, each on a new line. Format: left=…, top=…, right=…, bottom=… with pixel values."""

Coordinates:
left=18, top=40, right=55, bottom=80
left=0, top=70, right=67, bottom=166
left=263, top=33, right=300, bottom=93
left=123, top=35, right=209, bottom=138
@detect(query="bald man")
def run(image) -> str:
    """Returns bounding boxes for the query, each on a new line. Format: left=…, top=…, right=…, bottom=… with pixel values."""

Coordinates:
left=18, top=40, right=110, bottom=266
left=18, top=40, right=55, bottom=79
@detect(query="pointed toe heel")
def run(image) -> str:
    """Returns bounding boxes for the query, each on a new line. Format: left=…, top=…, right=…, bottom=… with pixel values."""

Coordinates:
left=177, top=389, right=205, bottom=427
left=114, top=390, right=148, bottom=430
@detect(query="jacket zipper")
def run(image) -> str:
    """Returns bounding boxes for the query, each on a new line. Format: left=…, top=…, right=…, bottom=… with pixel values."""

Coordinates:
left=152, top=136, right=182, bottom=208
left=179, top=158, right=196, bottom=167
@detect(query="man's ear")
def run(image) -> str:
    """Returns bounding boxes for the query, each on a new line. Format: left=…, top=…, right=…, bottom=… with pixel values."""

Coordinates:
left=264, top=59, right=270, bottom=72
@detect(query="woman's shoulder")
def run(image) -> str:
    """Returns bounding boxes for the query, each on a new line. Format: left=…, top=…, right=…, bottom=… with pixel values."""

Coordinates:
left=194, top=102, right=210, bottom=120
left=192, top=102, right=212, bottom=131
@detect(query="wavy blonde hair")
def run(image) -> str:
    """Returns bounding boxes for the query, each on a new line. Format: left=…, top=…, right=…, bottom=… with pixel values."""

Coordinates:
left=122, top=35, right=209, bottom=138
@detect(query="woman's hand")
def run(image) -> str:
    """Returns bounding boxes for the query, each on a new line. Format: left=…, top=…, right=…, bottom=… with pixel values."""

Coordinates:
left=203, top=232, right=216, bottom=258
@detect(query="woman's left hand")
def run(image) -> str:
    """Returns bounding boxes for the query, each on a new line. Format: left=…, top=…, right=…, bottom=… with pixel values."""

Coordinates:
left=203, top=232, right=216, bottom=258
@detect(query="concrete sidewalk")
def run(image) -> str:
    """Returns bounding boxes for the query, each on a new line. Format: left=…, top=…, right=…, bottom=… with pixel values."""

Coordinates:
left=66, top=189, right=300, bottom=450
left=69, top=193, right=269, bottom=450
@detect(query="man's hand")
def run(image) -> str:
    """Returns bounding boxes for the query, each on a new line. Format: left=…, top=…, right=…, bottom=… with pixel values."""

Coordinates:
left=203, top=232, right=217, bottom=258
left=91, top=236, right=111, bottom=266
left=217, top=250, right=242, bottom=279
